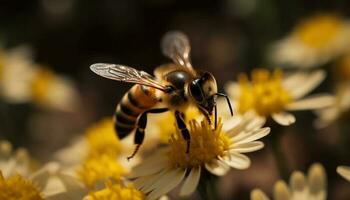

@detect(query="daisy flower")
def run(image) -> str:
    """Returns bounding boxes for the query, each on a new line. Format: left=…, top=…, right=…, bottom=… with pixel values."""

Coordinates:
left=129, top=112, right=270, bottom=200
left=0, top=141, right=86, bottom=200
left=225, top=69, right=335, bottom=126
left=269, top=14, right=350, bottom=68
left=337, top=166, right=350, bottom=182
left=251, top=163, right=327, bottom=200
left=53, top=118, right=138, bottom=189
left=30, top=66, right=79, bottom=112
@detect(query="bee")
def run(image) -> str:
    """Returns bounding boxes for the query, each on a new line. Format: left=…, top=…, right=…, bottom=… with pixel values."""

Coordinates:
left=90, top=31, right=233, bottom=160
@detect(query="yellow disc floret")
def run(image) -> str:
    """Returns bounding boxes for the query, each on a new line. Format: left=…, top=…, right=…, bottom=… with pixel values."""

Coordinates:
left=0, top=171, right=43, bottom=200
left=168, top=119, right=231, bottom=168
left=77, top=155, right=126, bottom=188
left=86, top=181, right=145, bottom=200
left=237, top=69, right=291, bottom=116
left=294, top=14, right=342, bottom=49
left=85, top=118, right=121, bottom=158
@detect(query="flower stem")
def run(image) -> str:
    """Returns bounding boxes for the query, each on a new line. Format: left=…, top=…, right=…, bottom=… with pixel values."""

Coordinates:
left=197, top=170, right=218, bottom=200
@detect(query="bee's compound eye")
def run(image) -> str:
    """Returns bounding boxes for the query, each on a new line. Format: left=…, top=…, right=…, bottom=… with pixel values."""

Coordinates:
left=189, top=80, right=204, bottom=103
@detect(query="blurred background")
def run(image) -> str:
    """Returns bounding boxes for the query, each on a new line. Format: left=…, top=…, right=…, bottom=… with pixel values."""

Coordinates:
left=1, top=0, right=350, bottom=199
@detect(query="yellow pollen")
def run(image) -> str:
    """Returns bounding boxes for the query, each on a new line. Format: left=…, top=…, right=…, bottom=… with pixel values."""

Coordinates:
left=77, top=155, right=126, bottom=189
left=237, top=69, right=291, bottom=116
left=167, top=119, right=231, bottom=168
left=31, top=68, right=55, bottom=103
left=0, top=171, right=43, bottom=200
left=156, top=106, right=203, bottom=143
left=85, top=118, right=121, bottom=158
left=86, top=180, right=145, bottom=200
left=294, top=14, right=342, bottom=49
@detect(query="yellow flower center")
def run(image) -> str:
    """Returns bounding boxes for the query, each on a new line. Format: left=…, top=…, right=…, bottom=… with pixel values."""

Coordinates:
left=0, top=171, right=43, bottom=200
left=77, top=155, right=126, bottom=188
left=85, top=118, right=121, bottom=158
left=167, top=119, right=231, bottom=168
left=294, top=14, right=342, bottom=49
left=31, top=68, right=55, bottom=103
left=86, top=181, right=145, bottom=200
left=237, top=69, right=291, bottom=116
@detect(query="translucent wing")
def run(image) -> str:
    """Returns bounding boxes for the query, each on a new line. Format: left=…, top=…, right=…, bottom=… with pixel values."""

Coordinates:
left=90, top=63, right=168, bottom=91
left=161, top=31, right=195, bottom=74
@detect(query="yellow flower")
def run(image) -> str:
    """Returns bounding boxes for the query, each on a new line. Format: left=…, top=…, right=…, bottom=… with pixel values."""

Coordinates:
left=30, top=66, right=78, bottom=111
left=130, top=113, right=270, bottom=200
left=337, top=166, right=350, bottom=182
left=270, top=14, right=350, bottom=68
left=251, top=163, right=327, bottom=200
left=226, top=69, right=335, bottom=126
left=0, top=171, right=43, bottom=200
left=77, top=155, right=126, bottom=189
left=85, top=180, right=145, bottom=200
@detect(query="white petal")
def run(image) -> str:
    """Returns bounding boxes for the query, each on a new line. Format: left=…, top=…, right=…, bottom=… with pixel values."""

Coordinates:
left=179, top=166, right=201, bottom=196
left=230, top=141, right=264, bottom=153
left=205, top=159, right=230, bottom=176
left=129, top=150, right=168, bottom=178
left=337, top=166, right=350, bottom=182
left=251, top=189, right=271, bottom=200
left=219, top=152, right=250, bottom=170
left=288, top=70, right=325, bottom=99
left=286, top=94, right=335, bottom=111
left=272, top=112, right=296, bottom=126
left=147, top=168, right=186, bottom=200
left=282, top=72, right=306, bottom=90
left=137, top=169, right=169, bottom=193
left=233, top=127, right=270, bottom=145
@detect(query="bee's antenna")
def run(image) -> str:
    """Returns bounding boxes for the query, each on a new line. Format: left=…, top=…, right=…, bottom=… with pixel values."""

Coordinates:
left=215, top=93, right=234, bottom=116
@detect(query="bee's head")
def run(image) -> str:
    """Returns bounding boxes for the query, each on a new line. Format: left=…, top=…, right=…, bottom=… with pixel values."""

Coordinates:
left=188, top=71, right=218, bottom=116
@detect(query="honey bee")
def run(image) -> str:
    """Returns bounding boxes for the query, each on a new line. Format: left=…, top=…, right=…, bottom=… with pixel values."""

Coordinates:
left=90, top=31, right=233, bottom=159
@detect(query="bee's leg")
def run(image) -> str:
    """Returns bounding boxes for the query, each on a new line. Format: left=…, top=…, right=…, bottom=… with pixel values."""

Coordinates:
left=175, top=110, right=191, bottom=153
left=127, top=108, right=169, bottom=160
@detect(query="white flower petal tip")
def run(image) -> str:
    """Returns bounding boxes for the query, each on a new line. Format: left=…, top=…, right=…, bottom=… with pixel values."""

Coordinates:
left=205, top=159, right=230, bottom=176
left=337, top=166, right=350, bottom=182
left=146, top=169, right=186, bottom=200
left=272, top=112, right=296, bottom=126
left=179, top=167, right=201, bottom=197
left=286, top=94, right=335, bottom=111
left=251, top=189, right=270, bottom=200
left=288, top=70, right=326, bottom=99
left=219, top=152, right=251, bottom=170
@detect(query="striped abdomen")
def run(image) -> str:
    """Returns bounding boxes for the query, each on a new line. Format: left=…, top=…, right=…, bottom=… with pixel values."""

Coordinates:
left=114, top=85, right=158, bottom=139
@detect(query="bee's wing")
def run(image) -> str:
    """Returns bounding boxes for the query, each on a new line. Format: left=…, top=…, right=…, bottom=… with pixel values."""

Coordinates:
left=161, top=31, right=196, bottom=75
left=90, top=63, right=168, bottom=92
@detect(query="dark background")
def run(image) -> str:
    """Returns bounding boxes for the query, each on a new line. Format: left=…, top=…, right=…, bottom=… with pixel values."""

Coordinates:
left=1, top=0, right=350, bottom=199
